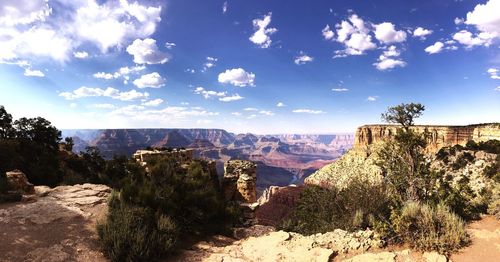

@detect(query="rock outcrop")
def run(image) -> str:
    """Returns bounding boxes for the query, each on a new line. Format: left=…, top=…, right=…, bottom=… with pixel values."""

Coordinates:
left=0, top=183, right=110, bottom=261
left=223, top=160, right=257, bottom=203
left=5, top=170, right=35, bottom=194
left=355, top=123, right=500, bottom=153
left=256, top=185, right=304, bottom=226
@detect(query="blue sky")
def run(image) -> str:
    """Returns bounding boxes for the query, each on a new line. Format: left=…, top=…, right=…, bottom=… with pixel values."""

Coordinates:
left=0, top=0, right=499, bottom=134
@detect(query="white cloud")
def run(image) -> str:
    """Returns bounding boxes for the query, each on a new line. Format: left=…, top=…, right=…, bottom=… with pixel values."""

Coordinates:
left=203, top=56, right=218, bottom=71
left=73, top=0, right=162, bottom=53
left=425, top=41, right=445, bottom=54
left=73, top=51, right=88, bottom=59
left=373, top=46, right=406, bottom=70
left=249, top=12, right=277, bottom=48
left=165, top=42, right=176, bottom=49
left=231, top=112, right=242, bottom=116
left=244, top=107, right=258, bottom=111
left=222, top=1, right=228, bottom=14
left=454, top=17, right=464, bottom=25
left=465, top=0, right=500, bottom=37
left=452, top=30, right=494, bottom=48
left=0, top=0, right=163, bottom=66
left=487, top=68, right=500, bottom=79
left=0, top=0, right=50, bottom=26
left=24, top=68, right=45, bottom=77
left=219, top=94, right=244, bottom=102
left=70, top=103, right=77, bottom=108
left=185, top=68, right=196, bottom=74
left=367, top=96, right=378, bottom=101
left=374, top=22, right=407, bottom=44
left=332, top=88, right=349, bottom=92
left=194, top=87, right=243, bottom=102
left=322, top=25, right=334, bottom=40
left=142, top=98, right=164, bottom=107
left=109, top=105, right=219, bottom=123
left=292, top=109, right=326, bottom=114
left=194, top=87, right=226, bottom=99
left=126, top=38, right=169, bottom=64
left=59, top=86, right=149, bottom=101
left=294, top=53, right=314, bottom=65
left=218, top=68, right=255, bottom=87
left=495, top=86, right=500, bottom=91
left=333, top=14, right=376, bottom=57
left=259, top=110, right=274, bottom=116
left=276, top=102, right=285, bottom=107
left=413, top=27, right=433, bottom=39
left=133, top=72, right=166, bottom=88
left=94, top=65, right=145, bottom=82
left=90, top=103, right=116, bottom=109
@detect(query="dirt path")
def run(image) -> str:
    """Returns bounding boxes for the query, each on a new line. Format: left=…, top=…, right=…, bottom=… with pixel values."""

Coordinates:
left=451, top=215, right=500, bottom=262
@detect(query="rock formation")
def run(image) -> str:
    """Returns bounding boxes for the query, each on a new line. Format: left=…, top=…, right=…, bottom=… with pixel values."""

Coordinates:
left=5, top=170, right=35, bottom=194
left=355, top=123, right=500, bottom=153
left=0, top=183, right=110, bottom=261
left=256, top=185, right=304, bottom=226
left=223, top=160, right=257, bottom=203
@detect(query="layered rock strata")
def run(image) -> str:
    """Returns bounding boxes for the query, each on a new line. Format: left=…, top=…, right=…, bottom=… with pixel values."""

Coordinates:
left=223, top=160, right=257, bottom=203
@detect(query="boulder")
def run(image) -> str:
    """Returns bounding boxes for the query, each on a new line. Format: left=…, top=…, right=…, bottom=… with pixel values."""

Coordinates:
left=5, top=170, right=35, bottom=194
left=423, top=252, right=448, bottom=262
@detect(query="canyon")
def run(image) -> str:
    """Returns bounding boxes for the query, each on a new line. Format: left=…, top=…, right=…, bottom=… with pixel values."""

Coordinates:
left=63, top=129, right=354, bottom=192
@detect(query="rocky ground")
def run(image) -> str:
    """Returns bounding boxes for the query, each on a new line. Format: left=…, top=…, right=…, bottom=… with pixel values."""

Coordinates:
left=0, top=184, right=110, bottom=262
left=1, top=183, right=499, bottom=262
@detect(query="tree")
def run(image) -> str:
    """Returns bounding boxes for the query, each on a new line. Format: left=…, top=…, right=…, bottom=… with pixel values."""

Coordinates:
left=378, top=103, right=431, bottom=202
left=381, top=103, right=425, bottom=131
left=0, top=106, right=13, bottom=139
left=64, top=137, right=74, bottom=151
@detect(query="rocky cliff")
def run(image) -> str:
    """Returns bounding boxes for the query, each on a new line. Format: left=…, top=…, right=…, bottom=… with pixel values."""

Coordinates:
left=355, top=123, right=500, bottom=153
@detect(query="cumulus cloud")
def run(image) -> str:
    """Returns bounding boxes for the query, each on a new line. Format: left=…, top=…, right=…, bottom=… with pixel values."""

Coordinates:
left=367, top=96, right=378, bottom=101
left=218, top=68, right=255, bottom=87
left=142, top=98, right=164, bottom=107
left=59, top=86, right=149, bottom=101
left=223, top=1, right=228, bottom=14
left=373, top=46, right=406, bottom=70
left=244, top=108, right=258, bottom=111
left=203, top=57, right=218, bottom=71
left=90, top=103, right=116, bottom=109
left=259, top=110, right=274, bottom=116
left=94, top=65, right=145, bottom=82
left=249, top=12, right=277, bottom=48
left=276, top=102, right=285, bottom=107
left=374, top=22, right=407, bottom=44
left=425, top=41, right=445, bottom=54
left=495, top=86, right=500, bottom=91
left=332, top=88, right=349, bottom=92
left=24, top=68, right=45, bottom=77
left=219, top=94, right=244, bottom=102
left=0, top=0, right=163, bottom=65
left=231, top=112, right=242, bottom=116
left=454, top=17, right=464, bottom=25
left=322, top=25, right=334, bottom=40
left=464, top=0, right=500, bottom=37
left=165, top=42, right=176, bottom=49
left=194, top=87, right=243, bottom=102
left=333, top=14, right=377, bottom=57
left=126, top=38, right=169, bottom=64
left=292, top=109, right=326, bottom=114
left=109, top=105, right=219, bottom=123
left=294, top=53, right=314, bottom=65
left=452, top=30, right=494, bottom=48
left=73, top=51, right=88, bottom=59
left=133, top=72, right=166, bottom=88
left=487, top=68, right=500, bottom=79
left=413, top=27, right=433, bottom=39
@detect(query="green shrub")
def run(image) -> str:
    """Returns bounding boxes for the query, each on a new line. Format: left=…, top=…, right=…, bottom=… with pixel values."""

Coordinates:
left=97, top=192, right=178, bottom=262
left=391, top=202, right=469, bottom=254
left=483, top=155, right=500, bottom=182
left=278, top=179, right=391, bottom=235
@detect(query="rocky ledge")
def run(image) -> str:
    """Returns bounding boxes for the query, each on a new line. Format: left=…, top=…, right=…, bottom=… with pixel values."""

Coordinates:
left=0, top=183, right=110, bottom=262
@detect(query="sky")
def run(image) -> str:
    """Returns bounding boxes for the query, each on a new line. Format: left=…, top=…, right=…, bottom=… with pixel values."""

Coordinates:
left=0, top=0, right=499, bottom=134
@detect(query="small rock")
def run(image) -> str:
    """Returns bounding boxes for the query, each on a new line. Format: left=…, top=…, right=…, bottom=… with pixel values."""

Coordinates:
left=423, top=251, right=447, bottom=262
left=344, top=251, right=396, bottom=262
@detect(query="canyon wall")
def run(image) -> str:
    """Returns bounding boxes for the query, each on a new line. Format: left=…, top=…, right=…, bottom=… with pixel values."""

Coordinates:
left=355, top=123, right=500, bottom=153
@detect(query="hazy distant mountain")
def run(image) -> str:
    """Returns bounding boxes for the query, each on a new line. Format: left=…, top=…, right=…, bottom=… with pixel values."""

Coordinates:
left=62, top=128, right=354, bottom=191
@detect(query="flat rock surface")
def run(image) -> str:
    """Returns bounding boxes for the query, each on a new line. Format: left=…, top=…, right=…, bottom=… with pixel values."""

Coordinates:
left=0, top=184, right=110, bottom=262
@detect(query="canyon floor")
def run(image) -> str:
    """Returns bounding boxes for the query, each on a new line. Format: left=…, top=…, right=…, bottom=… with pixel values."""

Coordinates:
left=0, top=184, right=499, bottom=262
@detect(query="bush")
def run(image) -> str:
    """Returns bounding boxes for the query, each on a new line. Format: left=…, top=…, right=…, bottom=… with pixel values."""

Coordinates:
left=391, top=202, right=469, bottom=254
left=97, top=192, right=178, bottom=262
left=278, top=179, right=391, bottom=235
